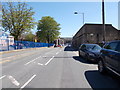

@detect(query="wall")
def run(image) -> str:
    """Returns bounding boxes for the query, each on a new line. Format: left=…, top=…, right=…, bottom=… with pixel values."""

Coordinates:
left=72, top=24, right=120, bottom=49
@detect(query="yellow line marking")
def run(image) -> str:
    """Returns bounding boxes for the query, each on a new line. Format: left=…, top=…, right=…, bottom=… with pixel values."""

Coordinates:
left=0, top=60, right=11, bottom=64
left=0, top=47, right=47, bottom=55
left=0, top=47, right=49, bottom=63
left=0, top=51, right=38, bottom=61
left=0, top=55, right=18, bottom=61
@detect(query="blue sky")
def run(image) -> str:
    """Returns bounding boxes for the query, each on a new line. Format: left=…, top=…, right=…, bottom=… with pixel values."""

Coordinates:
left=2, top=2, right=118, bottom=37
left=26, top=2, right=118, bottom=37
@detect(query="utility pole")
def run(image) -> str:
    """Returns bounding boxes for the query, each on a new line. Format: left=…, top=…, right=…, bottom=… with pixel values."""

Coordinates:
left=102, top=0, right=106, bottom=43
left=7, top=36, right=9, bottom=51
left=47, top=30, right=50, bottom=47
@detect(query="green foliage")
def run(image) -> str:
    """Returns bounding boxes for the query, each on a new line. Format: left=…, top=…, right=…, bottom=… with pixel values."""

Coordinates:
left=37, top=16, right=61, bottom=43
left=23, top=31, right=35, bottom=41
left=2, top=2, right=36, bottom=40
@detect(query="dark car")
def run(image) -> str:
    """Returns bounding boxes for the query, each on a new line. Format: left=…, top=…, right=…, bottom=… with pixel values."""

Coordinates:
left=78, top=44, right=102, bottom=62
left=98, top=40, right=120, bottom=77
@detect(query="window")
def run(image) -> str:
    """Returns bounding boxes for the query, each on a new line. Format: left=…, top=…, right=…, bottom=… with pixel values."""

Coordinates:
left=104, top=42, right=118, bottom=51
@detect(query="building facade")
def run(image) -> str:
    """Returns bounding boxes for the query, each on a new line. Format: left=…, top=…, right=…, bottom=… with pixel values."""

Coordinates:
left=72, top=24, right=120, bottom=48
left=60, top=37, right=72, bottom=45
left=0, top=31, right=14, bottom=50
left=54, top=37, right=72, bottom=46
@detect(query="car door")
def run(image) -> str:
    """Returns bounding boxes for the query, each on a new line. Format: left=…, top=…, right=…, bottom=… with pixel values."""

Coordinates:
left=104, top=42, right=119, bottom=71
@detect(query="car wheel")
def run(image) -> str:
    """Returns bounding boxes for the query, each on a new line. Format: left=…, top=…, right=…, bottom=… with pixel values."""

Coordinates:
left=98, top=60, right=106, bottom=74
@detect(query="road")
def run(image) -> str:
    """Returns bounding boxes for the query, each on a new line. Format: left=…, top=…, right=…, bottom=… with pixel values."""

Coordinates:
left=0, top=46, right=120, bottom=89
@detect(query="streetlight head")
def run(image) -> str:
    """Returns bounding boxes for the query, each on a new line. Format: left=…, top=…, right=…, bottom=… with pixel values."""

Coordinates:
left=74, top=12, right=78, bottom=14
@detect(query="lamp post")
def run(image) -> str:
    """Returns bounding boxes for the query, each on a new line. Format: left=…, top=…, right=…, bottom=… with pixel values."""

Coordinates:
left=102, top=0, right=106, bottom=43
left=47, top=30, right=50, bottom=47
left=74, top=11, right=84, bottom=25
left=7, top=36, right=9, bottom=51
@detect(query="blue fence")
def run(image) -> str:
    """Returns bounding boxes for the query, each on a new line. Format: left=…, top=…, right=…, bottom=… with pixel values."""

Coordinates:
left=12, top=41, right=54, bottom=49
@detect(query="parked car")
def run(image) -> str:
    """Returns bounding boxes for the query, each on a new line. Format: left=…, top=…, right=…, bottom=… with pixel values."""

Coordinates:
left=98, top=40, right=120, bottom=77
left=54, top=44, right=63, bottom=48
left=78, top=44, right=102, bottom=62
left=57, top=44, right=63, bottom=48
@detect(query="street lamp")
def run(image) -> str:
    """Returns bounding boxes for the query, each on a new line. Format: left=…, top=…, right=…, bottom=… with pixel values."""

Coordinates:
left=74, top=11, right=85, bottom=25
left=7, top=36, right=9, bottom=51
left=102, top=0, right=106, bottom=43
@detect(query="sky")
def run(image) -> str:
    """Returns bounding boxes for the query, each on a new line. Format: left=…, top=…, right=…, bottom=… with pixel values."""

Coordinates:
left=1, top=1, right=119, bottom=37
left=26, top=2, right=118, bottom=37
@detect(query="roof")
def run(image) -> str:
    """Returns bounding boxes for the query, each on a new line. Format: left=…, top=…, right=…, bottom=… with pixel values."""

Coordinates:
left=0, top=31, right=14, bottom=38
left=0, top=31, right=8, bottom=37
left=82, top=44, right=99, bottom=45
left=108, top=40, right=120, bottom=43
left=73, top=23, right=118, bottom=38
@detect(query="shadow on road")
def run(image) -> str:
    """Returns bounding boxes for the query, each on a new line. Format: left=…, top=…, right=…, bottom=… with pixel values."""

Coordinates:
left=85, top=70, right=120, bottom=88
left=73, top=56, right=95, bottom=65
left=64, top=46, right=78, bottom=51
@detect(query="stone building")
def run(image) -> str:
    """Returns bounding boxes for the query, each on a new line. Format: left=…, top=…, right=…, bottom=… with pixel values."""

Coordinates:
left=60, top=37, right=72, bottom=44
left=72, top=24, right=120, bottom=48
left=54, top=37, right=72, bottom=46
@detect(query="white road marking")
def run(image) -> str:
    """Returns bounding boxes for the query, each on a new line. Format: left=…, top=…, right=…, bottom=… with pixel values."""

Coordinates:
left=38, top=63, right=43, bottom=66
left=0, top=75, right=6, bottom=80
left=8, top=76, right=20, bottom=86
left=24, top=60, right=35, bottom=65
left=56, top=52, right=59, bottom=55
left=45, top=56, right=55, bottom=65
left=24, top=56, right=41, bottom=65
left=20, top=74, right=36, bottom=89
left=42, top=56, right=47, bottom=58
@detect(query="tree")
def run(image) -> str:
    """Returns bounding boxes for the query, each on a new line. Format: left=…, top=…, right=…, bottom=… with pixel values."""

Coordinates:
left=2, top=2, right=35, bottom=40
left=22, top=31, right=35, bottom=41
left=36, top=16, right=61, bottom=43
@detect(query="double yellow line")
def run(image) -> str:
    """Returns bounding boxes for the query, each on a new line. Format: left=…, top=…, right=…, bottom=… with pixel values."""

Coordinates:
left=0, top=47, right=49, bottom=64
left=0, top=60, right=11, bottom=64
left=0, top=51, right=39, bottom=64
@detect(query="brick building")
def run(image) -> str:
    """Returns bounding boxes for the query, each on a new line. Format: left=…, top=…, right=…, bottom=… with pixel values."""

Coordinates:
left=54, top=37, right=72, bottom=46
left=72, top=24, right=120, bottom=48
left=60, top=37, right=72, bottom=44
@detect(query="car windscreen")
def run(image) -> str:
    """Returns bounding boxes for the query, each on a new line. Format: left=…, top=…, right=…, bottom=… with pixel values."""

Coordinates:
left=86, top=45, right=101, bottom=51
left=86, top=45, right=95, bottom=50
left=92, top=45, right=102, bottom=51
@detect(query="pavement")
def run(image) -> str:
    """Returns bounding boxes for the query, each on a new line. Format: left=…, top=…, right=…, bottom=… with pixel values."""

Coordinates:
left=0, top=46, right=120, bottom=89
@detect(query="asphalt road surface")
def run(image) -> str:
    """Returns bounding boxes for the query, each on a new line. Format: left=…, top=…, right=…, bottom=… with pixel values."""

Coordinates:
left=0, top=46, right=120, bottom=89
